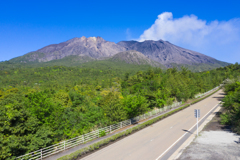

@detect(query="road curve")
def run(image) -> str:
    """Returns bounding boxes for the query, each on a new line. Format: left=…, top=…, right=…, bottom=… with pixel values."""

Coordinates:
left=80, top=90, right=224, bottom=160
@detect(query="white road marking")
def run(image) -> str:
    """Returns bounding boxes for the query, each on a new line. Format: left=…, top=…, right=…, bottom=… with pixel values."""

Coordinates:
left=155, top=102, right=220, bottom=160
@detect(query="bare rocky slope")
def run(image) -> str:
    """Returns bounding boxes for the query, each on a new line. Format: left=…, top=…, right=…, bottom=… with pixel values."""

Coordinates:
left=117, top=40, right=229, bottom=67
left=9, top=36, right=230, bottom=68
left=108, top=50, right=165, bottom=68
left=10, top=36, right=126, bottom=63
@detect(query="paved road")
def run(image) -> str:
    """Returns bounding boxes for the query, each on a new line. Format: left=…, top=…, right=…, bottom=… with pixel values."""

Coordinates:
left=81, top=90, right=224, bottom=160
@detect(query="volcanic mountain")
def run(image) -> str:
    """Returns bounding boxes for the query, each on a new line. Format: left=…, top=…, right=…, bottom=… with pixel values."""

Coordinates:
left=9, top=36, right=230, bottom=69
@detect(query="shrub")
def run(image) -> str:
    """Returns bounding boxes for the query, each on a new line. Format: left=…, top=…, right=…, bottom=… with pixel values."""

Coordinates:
left=99, top=130, right=106, bottom=137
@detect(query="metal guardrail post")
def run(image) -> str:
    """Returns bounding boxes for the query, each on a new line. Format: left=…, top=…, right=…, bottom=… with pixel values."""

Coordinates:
left=41, top=149, right=43, bottom=160
left=110, top=125, right=112, bottom=133
left=121, top=122, right=122, bottom=128
left=64, top=141, right=65, bottom=150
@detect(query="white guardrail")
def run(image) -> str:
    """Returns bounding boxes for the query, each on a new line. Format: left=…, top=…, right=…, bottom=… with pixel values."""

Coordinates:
left=194, top=86, right=220, bottom=99
left=16, top=86, right=220, bottom=160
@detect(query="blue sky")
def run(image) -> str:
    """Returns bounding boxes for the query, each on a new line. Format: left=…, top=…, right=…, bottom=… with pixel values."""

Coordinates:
left=0, top=0, right=240, bottom=63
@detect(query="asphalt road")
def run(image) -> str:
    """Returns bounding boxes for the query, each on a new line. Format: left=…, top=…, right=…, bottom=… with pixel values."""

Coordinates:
left=81, top=90, right=224, bottom=160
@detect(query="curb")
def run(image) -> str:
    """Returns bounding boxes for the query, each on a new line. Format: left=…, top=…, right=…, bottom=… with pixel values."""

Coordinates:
left=169, top=103, right=222, bottom=160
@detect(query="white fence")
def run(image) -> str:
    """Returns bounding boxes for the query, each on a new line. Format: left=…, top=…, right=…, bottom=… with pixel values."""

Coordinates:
left=194, top=86, right=220, bottom=99
left=16, top=101, right=182, bottom=160
left=16, top=85, right=220, bottom=160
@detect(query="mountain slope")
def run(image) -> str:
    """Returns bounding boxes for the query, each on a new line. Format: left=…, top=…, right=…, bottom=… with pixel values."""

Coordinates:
left=108, top=50, right=165, bottom=68
left=117, top=40, right=230, bottom=67
left=10, top=36, right=126, bottom=63
left=39, top=55, right=95, bottom=66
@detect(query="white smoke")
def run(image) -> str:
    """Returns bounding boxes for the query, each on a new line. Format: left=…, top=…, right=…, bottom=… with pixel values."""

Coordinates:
left=138, top=12, right=240, bottom=63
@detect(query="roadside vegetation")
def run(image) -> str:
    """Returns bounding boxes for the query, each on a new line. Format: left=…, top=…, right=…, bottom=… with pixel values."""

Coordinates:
left=221, top=67, right=240, bottom=134
left=58, top=87, right=220, bottom=160
left=0, top=62, right=239, bottom=159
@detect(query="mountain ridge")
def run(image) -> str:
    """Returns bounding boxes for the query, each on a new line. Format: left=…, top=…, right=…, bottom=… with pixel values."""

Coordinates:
left=9, top=36, right=230, bottom=69
left=117, top=40, right=225, bottom=66
left=10, top=36, right=126, bottom=63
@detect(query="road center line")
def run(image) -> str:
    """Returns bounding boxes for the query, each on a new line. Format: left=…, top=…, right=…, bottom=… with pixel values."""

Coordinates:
left=155, top=102, right=220, bottom=160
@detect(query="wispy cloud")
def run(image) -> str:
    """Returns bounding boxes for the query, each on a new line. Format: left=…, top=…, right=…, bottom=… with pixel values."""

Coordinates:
left=126, top=28, right=132, bottom=40
left=138, top=12, right=240, bottom=63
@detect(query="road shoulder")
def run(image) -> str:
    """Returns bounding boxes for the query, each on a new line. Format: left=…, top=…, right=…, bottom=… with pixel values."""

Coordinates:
left=173, top=106, right=240, bottom=160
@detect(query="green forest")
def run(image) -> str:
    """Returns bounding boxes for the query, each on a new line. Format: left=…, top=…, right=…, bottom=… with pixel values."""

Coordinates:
left=221, top=72, right=240, bottom=134
left=0, top=62, right=240, bottom=159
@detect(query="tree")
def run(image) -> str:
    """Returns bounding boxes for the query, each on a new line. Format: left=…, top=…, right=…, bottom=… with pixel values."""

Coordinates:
left=99, top=91, right=127, bottom=124
left=123, top=94, right=149, bottom=118
left=0, top=93, right=53, bottom=159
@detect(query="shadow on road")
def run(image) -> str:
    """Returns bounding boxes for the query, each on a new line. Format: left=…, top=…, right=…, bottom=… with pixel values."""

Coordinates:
left=212, top=96, right=224, bottom=101
left=182, top=129, right=192, bottom=134
left=219, top=93, right=226, bottom=95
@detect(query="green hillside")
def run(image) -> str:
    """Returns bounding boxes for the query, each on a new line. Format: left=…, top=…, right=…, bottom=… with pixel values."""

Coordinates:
left=171, top=60, right=230, bottom=72
left=2, top=54, right=230, bottom=73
